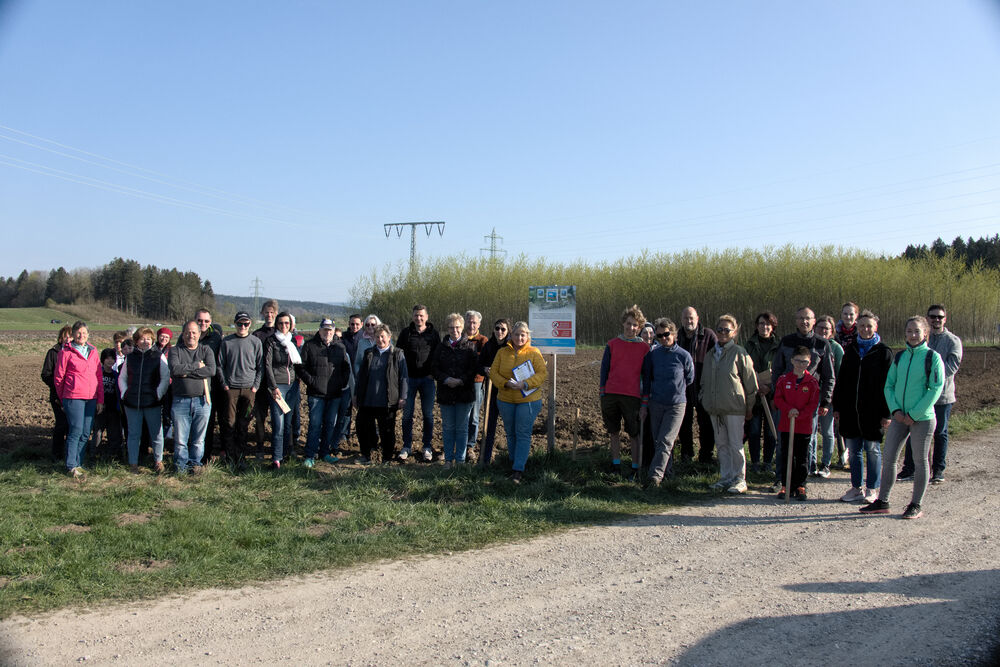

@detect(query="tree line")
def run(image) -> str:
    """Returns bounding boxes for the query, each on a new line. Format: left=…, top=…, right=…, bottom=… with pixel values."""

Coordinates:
left=0, top=258, right=214, bottom=321
left=902, top=234, right=1000, bottom=270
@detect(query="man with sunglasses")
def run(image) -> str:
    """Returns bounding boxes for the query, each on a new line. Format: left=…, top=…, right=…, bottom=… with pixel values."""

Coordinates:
left=217, top=311, right=264, bottom=468
left=898, top=305, right=962, bottom=484
left=195, top=309, right=225, bottom=463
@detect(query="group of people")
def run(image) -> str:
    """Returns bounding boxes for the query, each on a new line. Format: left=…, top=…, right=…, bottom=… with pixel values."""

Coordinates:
left=39, top=297, right=965, bottom=510
left=40, top=301, right=550, bottom=484
left=599, top=302, right=962, bottom=520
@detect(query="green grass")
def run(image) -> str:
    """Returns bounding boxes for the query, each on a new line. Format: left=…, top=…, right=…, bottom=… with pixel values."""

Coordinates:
left=0, top=449, right=727, bottom=618
left=950, top=405, right=1000, bottom=437
left=0, top=307, right=125, bottom=332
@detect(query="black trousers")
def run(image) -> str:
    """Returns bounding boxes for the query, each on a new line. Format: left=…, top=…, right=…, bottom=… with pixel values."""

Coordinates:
left=678, top=390, right=715, bottom=462
left=49, top=398, right=68, bottom=460
left=357, top=406, right=398, bottom=461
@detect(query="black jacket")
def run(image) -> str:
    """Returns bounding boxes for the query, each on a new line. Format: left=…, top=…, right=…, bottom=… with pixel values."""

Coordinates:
left=122, top=348, right=164, bottom=409
left=263, top=334, right=299, bottom=388
left=832, top=341, right=893, bottom=441
left=41, top=343, right=61, bottom=402
left=356, top=346, right=408, bottom=406
left=298, top=334, right=351, bottom=398
left=771, top=331, right=836, bottom=408
left=396, top=322, right=441, bottom=378
left=478, top=335, right=508, bottom=378
left=432, top=338, right=479, bottom=405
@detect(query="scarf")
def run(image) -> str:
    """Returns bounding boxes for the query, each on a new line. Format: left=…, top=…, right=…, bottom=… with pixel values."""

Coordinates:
left=274, top=331, right=302, bottom=365
left=856, top=333, right=880, bottom=359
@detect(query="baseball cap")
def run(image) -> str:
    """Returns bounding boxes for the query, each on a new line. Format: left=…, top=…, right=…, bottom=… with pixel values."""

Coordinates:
left=234, top=311, right=252, bottom=324
left=319, top=318, right=334, bottom=329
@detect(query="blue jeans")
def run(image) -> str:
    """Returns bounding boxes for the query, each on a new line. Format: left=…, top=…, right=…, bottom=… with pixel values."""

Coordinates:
left=124, top=405, right=164, bottom=465
left=817, top=411, right=835, bottom=468
left=845, top=437, right=881, bottom=490
left=333, top=389, right=352, bottom=448
left=497, top=399, right=543, bottom=472
left=63, top=398, right=96, bottom=471
left=440, top=402, right=474, bottom=462
left=467, top=381, right=484, bottom=446
left=306, top=395, right=341, bottom=459
left=746, top=405, right=778, bottom=466
left=402, top=376, right=435, bottom=451
left=270, top=383, right=297, bottom=463
left=805, top=412, right=820, bottom=472
left=172, top=396, right=210, bottom=472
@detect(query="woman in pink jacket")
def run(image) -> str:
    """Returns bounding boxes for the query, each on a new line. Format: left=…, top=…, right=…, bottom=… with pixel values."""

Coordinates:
left=53, top=321, right=104, bottom=477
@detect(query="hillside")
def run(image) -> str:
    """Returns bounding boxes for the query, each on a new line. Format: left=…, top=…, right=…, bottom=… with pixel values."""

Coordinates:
left=212, top=294, right=356, bottom=325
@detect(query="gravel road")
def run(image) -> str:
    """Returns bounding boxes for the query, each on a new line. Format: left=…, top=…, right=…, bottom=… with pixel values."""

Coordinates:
left=2, top=428, right=998, bottom=666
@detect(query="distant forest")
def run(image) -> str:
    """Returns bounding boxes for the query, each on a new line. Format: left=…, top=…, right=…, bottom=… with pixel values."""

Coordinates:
left=902, top=234, right=1000, bottom=269
left=0, top=257, right=351, bottom=325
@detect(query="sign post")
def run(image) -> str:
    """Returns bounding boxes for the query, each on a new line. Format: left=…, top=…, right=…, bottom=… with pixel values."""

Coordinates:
left=528, top=286, right=576, bottom=455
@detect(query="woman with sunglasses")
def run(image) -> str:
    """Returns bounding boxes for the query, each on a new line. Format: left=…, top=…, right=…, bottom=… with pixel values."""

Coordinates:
left=477, top=318, right=511, bottom=462
left=353, top=314, right=383, bottom=378
left=699, top=314, right=758, bottom=494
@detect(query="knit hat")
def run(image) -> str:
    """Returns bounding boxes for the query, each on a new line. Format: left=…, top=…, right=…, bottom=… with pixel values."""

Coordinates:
left=157, top=327, right=173, bottom=339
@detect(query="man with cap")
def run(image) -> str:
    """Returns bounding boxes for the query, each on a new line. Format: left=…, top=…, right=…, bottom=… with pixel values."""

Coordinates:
left=297, top=317, right=352, bottom=467
left=217, top=311, right=264, bottom=468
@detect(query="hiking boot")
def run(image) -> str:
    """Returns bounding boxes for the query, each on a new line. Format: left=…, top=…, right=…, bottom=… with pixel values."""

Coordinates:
left=727, top=480, right=748, bottom=494
left=303, top=458, right=314, bottom=468
left=817, top=466, right=831, bottom=478
left=896, top=472, right=914, bottom=482
left=901, top=503, right=923, bottom=520
left=860, top=499, right=890, bottom=514
left=795, top=487, right=807, bottom=501
left=511, top=470, right=522, bottom=484
left=840, top=487, right=865, bottom=502
left=130, top=464, right=140, bottom=475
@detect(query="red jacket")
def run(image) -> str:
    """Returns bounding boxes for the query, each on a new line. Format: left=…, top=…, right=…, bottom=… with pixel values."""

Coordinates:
left=53, top=342, right=104, bottom=403
left=773, top=370, right=819, bottom=434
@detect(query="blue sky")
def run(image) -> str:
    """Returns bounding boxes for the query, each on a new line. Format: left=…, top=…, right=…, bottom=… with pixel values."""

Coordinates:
left=2, top=1, right=999, bottom=303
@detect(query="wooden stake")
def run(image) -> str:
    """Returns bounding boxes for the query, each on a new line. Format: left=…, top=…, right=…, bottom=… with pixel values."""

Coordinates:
left=479, top=379, right=492, bottom=468
left=547, top=353, right=557, bottom=455
left=572, top=407, right=579, bottom=461
left=785, top=415, right=796, bottom=504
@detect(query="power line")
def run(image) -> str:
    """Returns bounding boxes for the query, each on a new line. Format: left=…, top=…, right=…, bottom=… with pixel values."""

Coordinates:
left=383, top=221, right=446, bottom=275
left=249, top=277, right=264, bottom=318
left=481, top=227, right=507, bottom=259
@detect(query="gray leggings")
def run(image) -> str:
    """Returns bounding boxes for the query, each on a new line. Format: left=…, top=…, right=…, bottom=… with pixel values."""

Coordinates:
left=880, top=416, right=936, bottom=507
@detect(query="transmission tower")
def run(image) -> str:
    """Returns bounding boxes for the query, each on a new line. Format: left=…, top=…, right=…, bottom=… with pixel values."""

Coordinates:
left=481, top=227, right=507, bottom=259
left=249, top=277, right=263, bottom=318
left=384, top=221, right=446, bottom=275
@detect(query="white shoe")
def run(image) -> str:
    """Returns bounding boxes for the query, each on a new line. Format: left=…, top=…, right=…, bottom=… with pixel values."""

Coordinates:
left=864, top=488, right=879, bottom=503
left=397, top=449, right=410, bottom=461
left=422, top=448, right=433, bottom=462
left=840, top=487, right=865, bottom=502
left=727, top=480, right=748, bottom=494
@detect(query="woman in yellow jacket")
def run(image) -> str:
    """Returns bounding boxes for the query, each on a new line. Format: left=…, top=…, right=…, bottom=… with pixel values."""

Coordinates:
left=489, top=321, right=548, bottom=483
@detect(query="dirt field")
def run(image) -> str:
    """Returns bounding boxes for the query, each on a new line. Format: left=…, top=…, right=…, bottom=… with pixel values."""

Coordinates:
left=3, top=332, right=999, bottom=458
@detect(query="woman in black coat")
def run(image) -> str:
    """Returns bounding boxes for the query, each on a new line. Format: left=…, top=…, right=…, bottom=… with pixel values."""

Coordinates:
left=832, top=310, right=893, bottom=503
left=477, top=318, right=511, bottom=461
left=432, top=313, right=479, bottom=467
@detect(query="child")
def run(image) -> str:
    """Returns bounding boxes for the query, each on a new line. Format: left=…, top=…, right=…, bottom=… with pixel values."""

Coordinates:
left=773, top=346, right=821, bottom=500
left=90, top=348, right=124, bottom=461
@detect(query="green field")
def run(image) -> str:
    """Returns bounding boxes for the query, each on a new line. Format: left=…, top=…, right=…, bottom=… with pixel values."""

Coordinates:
left=0, top=307, right=128, bottom=332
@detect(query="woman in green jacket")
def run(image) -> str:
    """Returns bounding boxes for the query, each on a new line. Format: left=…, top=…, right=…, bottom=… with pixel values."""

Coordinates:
left=860, top=315, right=943, bottom=519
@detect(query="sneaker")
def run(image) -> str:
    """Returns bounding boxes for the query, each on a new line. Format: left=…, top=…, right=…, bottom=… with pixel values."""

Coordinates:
left=859, top=499, right=890, bottom=514
left=465, top=447, right=477, bottom=463
left=931, top=473, right=945, bottom=485
left=303, top=458, right=314, bottom=468
left=896, top=472, right=914, bottom=482
left=357, top=456, right=371, bottom=465
left=795, top=487, right=808, bottom=501
left=130, top=464, right=140, bottom=475
left=840, top=487, right=865, bottom=502
left=511, top=470, right=522, bottom=484
left=68, top=467, right=85, bottom=478
left=443, top=461, right=454, bottom=470
left=772, top=480, right=785, bottom=494
left=901, top=503, right=923, bottom=520
left=864, top=488, right=879, bottom=503
left=710, top=479, right=729, bottom=490
left=153, top=460, right=165, bottom=474
left=646, top=477, right=662, bottom=489
left=727, top=480, right=748, bottom=494
left=272, top=460, right=281, bottom=470
left=322, top=454, right=339, bottom=464
left=422, top=448, right=433, bottom=462
left=397, top=448, right=410, bottom=461
left=776, top=487, right=787, bottom=500
left=817, top=466, right=831, bottom=478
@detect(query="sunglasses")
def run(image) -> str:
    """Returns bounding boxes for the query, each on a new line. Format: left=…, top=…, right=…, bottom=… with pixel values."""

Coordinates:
left=495, top=326, right=507, bottom=331
left=236, top=321, right=250, bottom=327
left=716, top=327, right=734, bottom=334
left=656, top=332, right=672, bottom=339
left=196, top=319, right=211, bottom=324
left=927, top=314, right=945, bottom=320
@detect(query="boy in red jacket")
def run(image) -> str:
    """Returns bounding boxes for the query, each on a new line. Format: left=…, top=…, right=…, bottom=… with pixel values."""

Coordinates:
left=774, top=346, right=821, bottom=500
